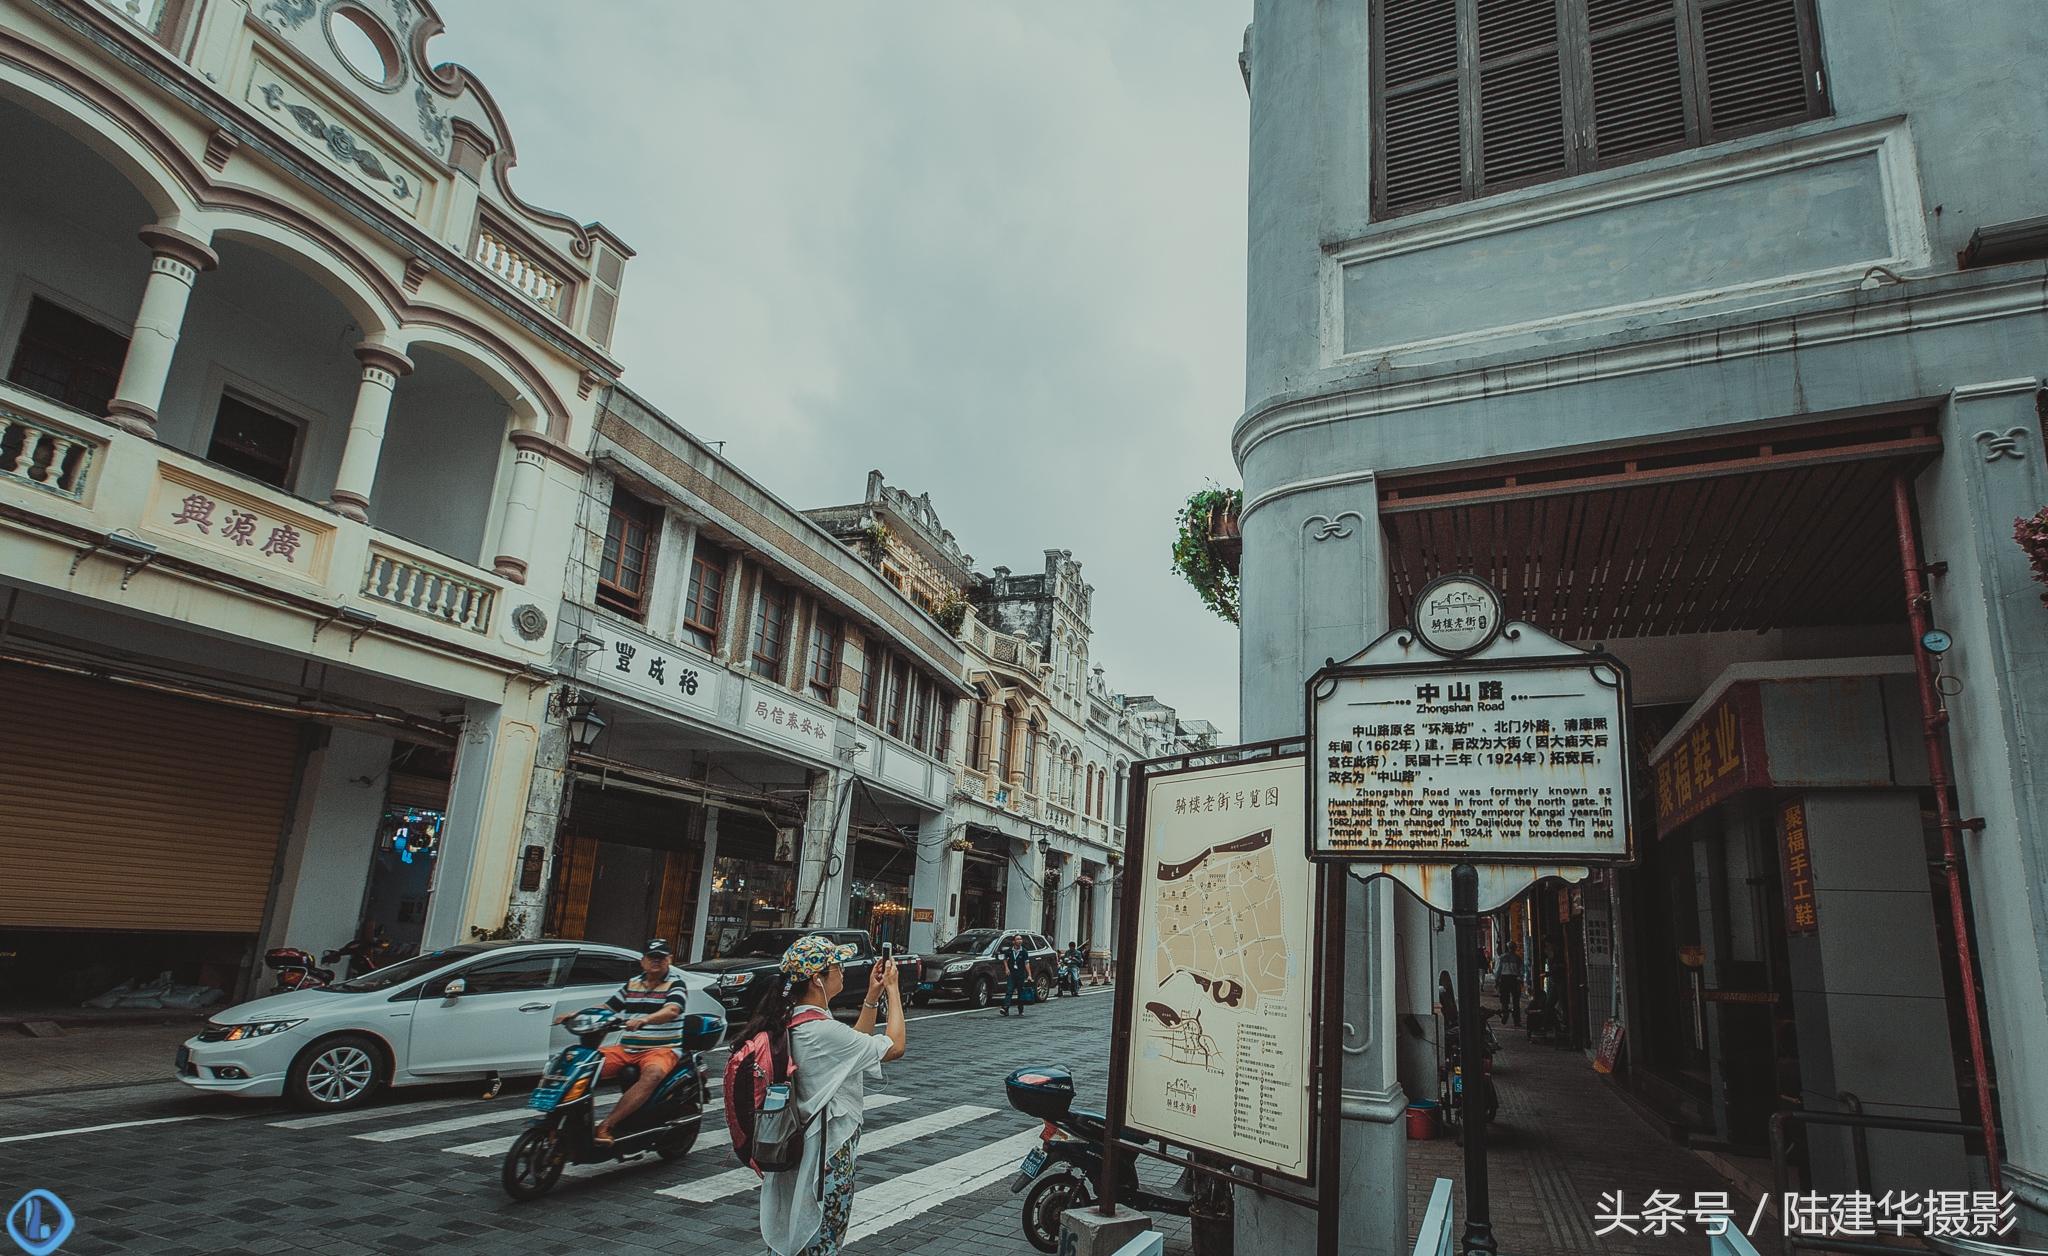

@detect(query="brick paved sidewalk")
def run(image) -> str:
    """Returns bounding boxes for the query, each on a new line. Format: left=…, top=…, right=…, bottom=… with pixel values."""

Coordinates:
left=1406, top=1024, right=1756, bottom=1254
left=0, top=1021, right=200, bottom=1096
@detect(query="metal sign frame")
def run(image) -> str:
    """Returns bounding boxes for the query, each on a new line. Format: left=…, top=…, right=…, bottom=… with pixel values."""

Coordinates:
left=1106, top=737, right=1327, bottom=1205
left=1304, top=624, right=1637, bottom=868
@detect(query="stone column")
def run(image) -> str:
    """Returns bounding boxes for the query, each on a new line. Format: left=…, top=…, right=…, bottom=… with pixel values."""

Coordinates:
left=106, top=225, right=218, bottom=436
left=908, top=807, right=961, bottom=953
left=689, top=806, right=721, bottom=962
left=794, top=768, right=851, bottom=930
left=327, top=342, right=414, bottom=523
left=421, top=698, right=541, bottom=948
left=1005, top=836, right=1046, bottom=933
left=1236, top=478, right=1406, bottom=1255
left=492, top=429, right=550, bottom=583
left=1917, top=378, right=2048, bottom=1236
left=1089, top=860, right=1116, bottom=980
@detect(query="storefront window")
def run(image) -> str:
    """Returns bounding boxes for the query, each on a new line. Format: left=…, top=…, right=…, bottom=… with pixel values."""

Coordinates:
left=700, top=854, right=795, bottom=959
left=848, top=878, right=912, bottom=950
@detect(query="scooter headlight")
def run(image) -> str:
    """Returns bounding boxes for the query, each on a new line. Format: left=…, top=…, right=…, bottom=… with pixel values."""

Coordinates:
left=218, top=1019, right=306, bottom=1041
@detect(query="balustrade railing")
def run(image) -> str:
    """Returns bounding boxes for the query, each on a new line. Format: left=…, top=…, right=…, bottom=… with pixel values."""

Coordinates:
left=0, top=408, right=97, bottom=500
left=362, top=547, right=494, bottom=632
left=474, top=225, right=566, bottom=315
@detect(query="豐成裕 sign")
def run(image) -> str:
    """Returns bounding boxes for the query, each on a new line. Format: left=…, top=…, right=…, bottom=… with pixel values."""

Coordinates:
left=1308, top=651, right=1632, bottom=865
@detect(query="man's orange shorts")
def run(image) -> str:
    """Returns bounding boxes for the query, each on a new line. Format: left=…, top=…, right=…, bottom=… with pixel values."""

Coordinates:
left=596, top=1044, right=679, bottom=1079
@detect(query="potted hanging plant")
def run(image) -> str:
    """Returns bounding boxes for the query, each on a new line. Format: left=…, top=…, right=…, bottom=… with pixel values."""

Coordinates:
left=1171, top=486, right=1243, bottom=625
left=2017, top=507, right=2048, bottom=606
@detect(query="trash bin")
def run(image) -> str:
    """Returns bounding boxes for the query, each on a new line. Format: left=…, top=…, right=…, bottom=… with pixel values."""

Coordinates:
left=1406, top=1099, right=1441, bottom=1140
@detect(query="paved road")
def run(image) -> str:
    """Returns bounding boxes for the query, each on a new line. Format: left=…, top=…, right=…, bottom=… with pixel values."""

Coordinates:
left=0, top=988, right=1175, bottom=1256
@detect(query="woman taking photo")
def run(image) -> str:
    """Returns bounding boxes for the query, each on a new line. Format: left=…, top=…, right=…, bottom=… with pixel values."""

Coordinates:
left=751, top=934, right=908, bottom=1256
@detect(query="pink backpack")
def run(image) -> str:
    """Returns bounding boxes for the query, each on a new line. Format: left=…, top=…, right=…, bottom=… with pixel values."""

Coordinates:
left=722, top=1005, right=829, bottom=1173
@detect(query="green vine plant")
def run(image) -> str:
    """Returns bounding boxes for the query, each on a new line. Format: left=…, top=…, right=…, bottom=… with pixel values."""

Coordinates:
left=1171, top=486, right=1242, bottom=625
left=858, top=519, right=891, bottom=563
left=934, top=592, right=969, bottom=634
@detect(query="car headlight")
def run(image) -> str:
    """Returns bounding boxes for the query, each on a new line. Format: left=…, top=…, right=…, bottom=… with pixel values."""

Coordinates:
left=218, top=1019, right=306, bottom=1041
left=943, top=961, right=972, bottom=975
left=722, top=973, right=753, bottom=988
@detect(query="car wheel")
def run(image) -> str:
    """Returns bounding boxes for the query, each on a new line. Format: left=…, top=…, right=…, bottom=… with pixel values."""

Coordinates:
left=1023, top=1171, right=1092, bottom=1253
left=286, top=1033, right=384, bottom=1111
left=1035, top=972, right=1052, bottom=1003
left=972, top=976, right=993, bottom=1009
left=502, top=1124, right=567, bottom=1200
left=656, top=1101, right=702, bottom=1161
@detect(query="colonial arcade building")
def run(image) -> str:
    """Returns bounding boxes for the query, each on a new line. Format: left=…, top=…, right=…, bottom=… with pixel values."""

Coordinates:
left=0, top=0, right=623, bottom=1001
left=514, top=391, right=970, bottom=963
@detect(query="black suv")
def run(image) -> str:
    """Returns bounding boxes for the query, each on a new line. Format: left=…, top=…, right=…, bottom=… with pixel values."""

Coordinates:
left=913, top=929, right=1058, bottom=1008
left=686, top=928, right=917, bottom=1022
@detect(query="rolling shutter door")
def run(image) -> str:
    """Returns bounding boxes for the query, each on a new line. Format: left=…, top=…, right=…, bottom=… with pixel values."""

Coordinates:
left=0, top=665, right=299, bottom=932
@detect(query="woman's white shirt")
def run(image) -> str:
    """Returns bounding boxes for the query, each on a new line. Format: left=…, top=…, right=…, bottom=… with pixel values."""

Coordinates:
left=759, top=1014, right=892, bottom=1255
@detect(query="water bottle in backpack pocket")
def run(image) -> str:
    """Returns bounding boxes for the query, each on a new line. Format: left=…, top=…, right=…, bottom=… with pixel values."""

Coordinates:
left=722, top=1006, right=829, bottom=1174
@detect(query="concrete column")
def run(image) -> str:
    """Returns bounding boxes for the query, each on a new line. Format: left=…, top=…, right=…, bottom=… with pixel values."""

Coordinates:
left=909, top=808, right=961, bottom=953
left=794, top=768, right=852, bottom=929
left=106, top=224, right=217, bottom=436
left=505, top=716, right=571, bottom=940
left=1918, top=379, right=2048, bottom=1237
left=421, top=697, right=541, bottom=947
left=1235, top=476, right=1404, bottom=1254
left=1054, top=857, right=1081, bottom=947
left=491, top=429, right=550, bottom=584
left=327, top=342, right=415, bottom=522
left=1006, top=837, right=1046, bottom=932
left=1089, top=860, right=1116, bottom=979
left=263, top=726, right=391, bottom=955
left=689, top=806, right=721, bottom=962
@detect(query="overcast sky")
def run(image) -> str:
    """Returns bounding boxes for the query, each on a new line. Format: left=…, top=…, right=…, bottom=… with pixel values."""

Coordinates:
left=432, top=2, right=1250, bottom=738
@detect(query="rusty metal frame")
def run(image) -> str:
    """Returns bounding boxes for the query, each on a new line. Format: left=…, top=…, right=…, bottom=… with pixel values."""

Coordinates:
left=1105, top=738, right=1327, bottom=1223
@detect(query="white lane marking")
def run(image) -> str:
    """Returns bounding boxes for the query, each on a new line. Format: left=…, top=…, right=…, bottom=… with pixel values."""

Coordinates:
left=442, top=1093, right=904, bottom=1159
left=270, top=1096, right=483, bottom=1129
left=352, top=1104, right=544, bottom=1142
left=843, top=1127, right=1046, bottom=1243
left=654, top=1102, right=995, bottom=1202
left=0, top=1115, right=208, bottom=1144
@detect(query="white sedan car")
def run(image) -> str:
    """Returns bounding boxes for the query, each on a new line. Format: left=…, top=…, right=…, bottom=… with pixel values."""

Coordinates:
left=177, top=940, right=724, bottom=1110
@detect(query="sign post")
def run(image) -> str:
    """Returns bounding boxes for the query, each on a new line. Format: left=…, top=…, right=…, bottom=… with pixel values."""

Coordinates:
left=1305, top=574, right=1634, bottom=1256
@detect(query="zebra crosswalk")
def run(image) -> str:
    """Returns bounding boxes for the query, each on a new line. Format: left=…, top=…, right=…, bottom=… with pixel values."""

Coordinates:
left=264, top=1083, right=1051, bottom=1244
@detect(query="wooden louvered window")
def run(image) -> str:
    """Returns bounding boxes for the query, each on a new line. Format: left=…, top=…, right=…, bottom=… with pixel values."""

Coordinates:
left=1372, top=0, right=1826, bottom=218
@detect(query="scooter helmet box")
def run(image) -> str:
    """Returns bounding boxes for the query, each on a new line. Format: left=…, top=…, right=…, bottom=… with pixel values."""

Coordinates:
left=1004, top=1065, right=1076, bottom=1121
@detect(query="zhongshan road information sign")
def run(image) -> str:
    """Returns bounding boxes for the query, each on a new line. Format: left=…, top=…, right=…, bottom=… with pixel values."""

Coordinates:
left=1313, top=657, right=1630, bottom=863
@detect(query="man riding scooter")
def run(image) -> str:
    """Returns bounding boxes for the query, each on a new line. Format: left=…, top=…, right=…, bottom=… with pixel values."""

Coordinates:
left=553, top=937, right=686, bottom=1145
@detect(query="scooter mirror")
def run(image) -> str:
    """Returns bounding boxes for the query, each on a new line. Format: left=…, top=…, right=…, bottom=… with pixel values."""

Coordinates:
left=442, top=978, right=466, bottom=999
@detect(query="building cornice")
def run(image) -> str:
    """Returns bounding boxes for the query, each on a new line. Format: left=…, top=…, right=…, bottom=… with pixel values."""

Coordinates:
left=1233, top=265, right=2048, bottom=467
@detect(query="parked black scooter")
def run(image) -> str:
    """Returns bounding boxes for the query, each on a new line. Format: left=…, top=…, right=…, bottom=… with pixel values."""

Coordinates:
left=1005, top=1065, right=1193, bottom=1253
left=501, top=1007, right=725, bottom=1200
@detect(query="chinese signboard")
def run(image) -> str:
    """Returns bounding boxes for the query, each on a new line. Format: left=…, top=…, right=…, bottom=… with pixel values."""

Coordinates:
left=1650, top=682, right=1768, bottom=837
left=149, top=464, right=334, bottom=579
left=741, top=681, right=838, bottom=758
left=1777, top=797, right=1819, bottom=935
left=580, top=619, right=720, bottom=722
left=1309, top=655, right=1631, bottom=864
left=1122, top=753, right=1315, bottom=1180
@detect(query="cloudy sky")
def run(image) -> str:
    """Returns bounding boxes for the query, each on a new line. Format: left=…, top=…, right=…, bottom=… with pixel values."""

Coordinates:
left=432, top=1, right=1250, bottom=738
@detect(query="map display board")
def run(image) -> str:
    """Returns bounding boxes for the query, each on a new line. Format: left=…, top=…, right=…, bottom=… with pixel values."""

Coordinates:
left=1309, top=652, right=1632, bottom=865
left=1120, top=753, right=1315, bottom=1180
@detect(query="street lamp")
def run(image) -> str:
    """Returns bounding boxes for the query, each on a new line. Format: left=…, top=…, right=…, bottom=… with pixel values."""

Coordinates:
left=566, top=698, right=606, bottom=752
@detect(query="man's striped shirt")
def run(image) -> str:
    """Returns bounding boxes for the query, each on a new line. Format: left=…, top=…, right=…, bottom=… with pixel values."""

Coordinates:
left=606, top=977, right=688, bottom=1052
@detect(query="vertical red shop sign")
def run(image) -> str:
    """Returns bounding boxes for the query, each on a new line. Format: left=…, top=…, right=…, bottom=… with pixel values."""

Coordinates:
left=1778, top=798, right=1819, bottom=936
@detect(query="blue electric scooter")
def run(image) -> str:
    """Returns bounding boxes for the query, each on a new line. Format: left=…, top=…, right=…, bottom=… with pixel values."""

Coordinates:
left=501, top=1006, right=724, bottom=1200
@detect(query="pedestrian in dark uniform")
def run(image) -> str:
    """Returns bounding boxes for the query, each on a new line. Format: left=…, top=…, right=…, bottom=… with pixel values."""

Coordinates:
left=998, top=934, right=1033, bottom=1016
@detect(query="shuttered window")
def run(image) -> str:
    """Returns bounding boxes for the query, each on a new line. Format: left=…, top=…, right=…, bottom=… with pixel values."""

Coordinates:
left=1372, top=0, right=1825, bottom=217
